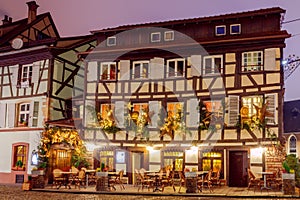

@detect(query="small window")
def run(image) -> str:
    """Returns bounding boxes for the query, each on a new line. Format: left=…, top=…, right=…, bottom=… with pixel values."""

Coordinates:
left=164, top=31, right=174, bottom=41
left=100, top=62, right=116, bottom=80
left=203, top=55, right=223, bottom=75
left=289, top=135, right=297, bottom=155
left=20, top=64, right=32, bottom=88
left=230, top=24, right=241, bottom=35
left=107, top=36, right=116, bottom=46
left=18, top=103, right=30, bottom=127
left=215, top=25, right=226, bottom=36
left=12, top=144, right=28, bottom=171
left=167, top=58, right=185, bottom=77
left=151, top=32, right=161, bottom=42
left=242, top=51, right=263, bottom=72
left=132, top=61, right=149, bottom=79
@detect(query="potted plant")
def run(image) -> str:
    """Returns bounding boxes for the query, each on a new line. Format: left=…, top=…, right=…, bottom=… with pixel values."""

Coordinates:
left=282, top=154, right=299, bottom=195
left=15, top=160, right=24, bottom=170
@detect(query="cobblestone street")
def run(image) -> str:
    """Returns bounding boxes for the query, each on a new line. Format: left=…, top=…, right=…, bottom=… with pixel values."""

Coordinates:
left=0, top=185, right=297, bottom=200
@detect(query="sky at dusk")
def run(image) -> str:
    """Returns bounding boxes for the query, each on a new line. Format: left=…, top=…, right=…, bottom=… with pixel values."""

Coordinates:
left=1, top=0, right=300, bottom=101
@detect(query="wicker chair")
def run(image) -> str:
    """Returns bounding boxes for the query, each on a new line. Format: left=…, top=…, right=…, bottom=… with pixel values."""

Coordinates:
left=52, top=169, right=64, bottom=189
left=247, top=168, right=262, bottom=192
left=197, top=170, right=213, bottom=193
left=74, top=169, right=86, bottom=189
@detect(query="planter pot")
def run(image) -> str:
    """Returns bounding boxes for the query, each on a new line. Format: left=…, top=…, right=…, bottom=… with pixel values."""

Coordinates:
left=96, top=172, right=108, bottom=177
left=31, top=170, right=45, bottom=176
left=22, top=182, right=32, bottom=191
left=282, top=173, right=295, bottom=195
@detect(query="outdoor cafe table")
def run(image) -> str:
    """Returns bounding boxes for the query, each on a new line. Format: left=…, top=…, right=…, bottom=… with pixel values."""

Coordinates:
left=196, top=171, right=208, bottom=192
left=57, top=171, right=77, bottom=189
left=257, top=171, right=273, bottom=191
left=147, top=171, right=165, bottom=192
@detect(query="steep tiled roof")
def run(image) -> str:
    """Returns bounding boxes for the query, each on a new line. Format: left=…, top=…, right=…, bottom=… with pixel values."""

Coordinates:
left=284, top=100, right=300, bottom=133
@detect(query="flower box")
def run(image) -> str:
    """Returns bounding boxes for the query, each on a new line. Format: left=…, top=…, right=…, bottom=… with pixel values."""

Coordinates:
left=31, top=170, right=45, bottom=176
left=96, top=172, right=108, bottom=177
left=282, top=173, right=295, bottom=195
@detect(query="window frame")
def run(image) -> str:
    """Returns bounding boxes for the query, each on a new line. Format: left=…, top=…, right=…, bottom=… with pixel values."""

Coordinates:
left=106, top=36, right=116, bottom=46
left=18, top=102, right=30, bottom=127
left=215, top=25, right=226, bottom=36
left=99, top=62, right=117, bottom=80
left=151, top=32, right=161, bottom=42
left=242, top=51, right=263, bottom=72
left=132, top=60, right=150, bottom=79
left=20, top=64, right=32, bottom=88
left=166, top=58, right=185, bottom=78
left=100, top=103, right=115, bottom=119
left=288, top=135, right=297, bottom=155
left=203, top=55, right=223, bottom=75
left=164, top=31, right=174, bottom=41
left=230, top=24, right=241, bottom=35
left=12, top=143, right=28, bottom=171
left=241, top=95, right=263, bottom=118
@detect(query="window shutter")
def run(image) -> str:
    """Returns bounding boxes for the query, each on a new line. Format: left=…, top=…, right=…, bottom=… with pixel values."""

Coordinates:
left=119, top=60, right=130, bottom=80
left=29, top=101, right=39, bottom=127
left=187, top=98, right=199, bottom=127
left=7, top=103, right=15, bottom=128
left=87, top=61, right=98, bottom=81
left=264, top=48, right=276, bottom=71
left=227, top=95, right=239, bottom=126
left=10, top=65, right=19, bottom=86
left=149, top=101, right=159, bottom=128
left=150, top=57, right=164, bottom=79
left=265, top=93, right=277, bottom=125
left=31, top=61, right=41, bottom=84
left=115, top=101, right=125, bottom=128
left=0, top=103, right=6, bottom=128
left=190, top=55, right=202, bottom=76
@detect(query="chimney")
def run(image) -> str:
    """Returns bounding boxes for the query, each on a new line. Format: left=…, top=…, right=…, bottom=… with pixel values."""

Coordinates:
left=26, top=1, right=39, bottom=24
left=2, top=15, right=12, bottom=25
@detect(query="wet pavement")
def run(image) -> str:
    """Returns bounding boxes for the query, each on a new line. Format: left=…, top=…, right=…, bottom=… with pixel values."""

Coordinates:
left=0, top=184, right=298, bottom=200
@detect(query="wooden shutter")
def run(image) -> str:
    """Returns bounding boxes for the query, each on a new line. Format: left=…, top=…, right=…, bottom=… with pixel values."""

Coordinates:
left=149, top=101, right=159, bottom=128
left=115, top=101, right=125, bottom=128
left=29, top=101, right=39, bottom=127
left=0, top=103, right=6, bottom=128
left=227, top=96, right=239, bottom=126
left=10, top=64, right=19, bottom=86
left=190, top=55, right=202, bottom=76
left=150, top=57, right=164, bottom=79
left=187, top=98, right=199, bottom=127
left=264, top=48, right=276, bottom=71
left=31, top=61, right=41, bottom=84
left=87, top=61, right=98, bottom=81
left=265, top=93, right=278, bottom=125
left=119, top=60, right=130, bottom=80
left=7, top=103, right=15, bottom=128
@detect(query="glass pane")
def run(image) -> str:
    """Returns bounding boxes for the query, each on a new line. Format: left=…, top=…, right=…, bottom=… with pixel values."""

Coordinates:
left=202, top=159, right=211, bottom=171
left=177, top=60, right=184, bottom=76
left=212, top=159, right=222, bottom=172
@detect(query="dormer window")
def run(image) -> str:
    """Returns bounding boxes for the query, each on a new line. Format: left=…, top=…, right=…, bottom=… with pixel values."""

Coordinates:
left=230, top=24, right=241, bottom=35
left=164, top=31, right=174, bottom=41
left=151, top=32, right=161, bottom=42
left=215, top=25, right=226, bottom=36
left=107, top=36, right=116, bottom=46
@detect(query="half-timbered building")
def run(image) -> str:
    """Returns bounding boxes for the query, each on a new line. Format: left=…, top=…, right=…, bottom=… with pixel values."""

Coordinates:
left=80, top=7, right=290, bottom=186
left=0, top=1, right=96, bottom=184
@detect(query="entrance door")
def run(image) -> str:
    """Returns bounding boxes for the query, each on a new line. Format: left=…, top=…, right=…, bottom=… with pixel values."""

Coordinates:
left=132, top=152, right=143, bottom=185
left=229, top=151, right=248, bottom=187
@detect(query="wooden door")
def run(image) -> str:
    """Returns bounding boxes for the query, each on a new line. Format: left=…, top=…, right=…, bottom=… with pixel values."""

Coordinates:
left=229, top=151, right=248, bottom=187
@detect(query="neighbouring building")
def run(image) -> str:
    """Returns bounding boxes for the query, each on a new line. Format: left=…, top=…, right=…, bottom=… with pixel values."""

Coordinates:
left=284, top=99, right=300, bottom=157
left=0, top=1, right=96, bottom=184
left=78, top=7, right=290, bottom=186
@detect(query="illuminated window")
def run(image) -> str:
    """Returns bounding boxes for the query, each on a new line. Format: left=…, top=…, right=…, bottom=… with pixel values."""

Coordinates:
left=203, top=55, right=223, bottom=75
left=202, top=151, right=222, bottom=172
left=12, top=144, right=28, bottom=170
left=163, top=151, right=183, bottom=171
left=242, top=51, right=263, bottom=72
left=167, top=58, right=185, bottom=77
left=204, top=101, right=223, bottom=115
left=242, top=96, right=263, bottom=118
left=100, top=104, right=115, bottom=119
left=132, top=61, right=149, bottom=79
left=167, top=102, right=183, bottom=118
left=100, top=62, right=116, bottom=80
left=164, top=31, right=174, bottom=41
left=99, top=150, right=114, bottom=170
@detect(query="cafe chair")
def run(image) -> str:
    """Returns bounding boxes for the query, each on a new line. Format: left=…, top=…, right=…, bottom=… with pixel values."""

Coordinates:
left=134, top=169, right=141, bottom=187
left=52, top=169, right=64, bottom=189
left=177, top=171, right=186, bottom=193
left=114, top=170, right=125, bottom=190
left=74, top=169, right=86, bottom=189
left=247, top=168, right=262, bottom=192
left=137, top=171, right=154, bottom=192
left=161, top=170, right=176, bottom=192
left=197, top=170, right=213, bottom=193
left=211, top=170, right=221, bottom=186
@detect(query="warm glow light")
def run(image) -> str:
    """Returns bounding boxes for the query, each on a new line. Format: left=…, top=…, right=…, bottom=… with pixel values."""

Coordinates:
left=190, top=146, right=198, bottom=151
left=85, top=143, right=96, bottom=151
left=146, top=146, right=153, bottom=151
